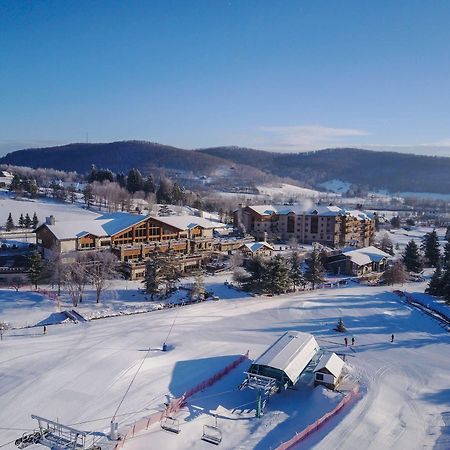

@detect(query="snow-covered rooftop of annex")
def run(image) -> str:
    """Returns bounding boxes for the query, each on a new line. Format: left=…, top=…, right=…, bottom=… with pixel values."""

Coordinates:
left=242, top=241, right=274, bottom=253
left=342, top=245, right=391, bottom=266
left=314, top=352, right=345, bottom=378
left=251, top=331, right=319, bottom=383
left=247, top=204, right=371, bottom=220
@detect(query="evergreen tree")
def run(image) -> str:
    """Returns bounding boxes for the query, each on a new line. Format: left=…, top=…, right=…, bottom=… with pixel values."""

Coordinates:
left=335, top=318, right=346, bottom=332
left=143, top=252, right=164, bottom=300
left=9, top=174, right=21, bottom=191
left=289, top=251, right=305, bottom=291
left=156, top=177, right=173, bottom=204
left=242, top=255, right=268, bottom=293
left=266, top=255, right=291, bottom=294
left=426, top=264, right=443, bottom=296
left=190, top=273, right=206, bottom=300
left=445, top=225, right=450, bottom=241
left=390, top=216, right=401, bottom=229
left=116, top=172, right=126, bottom=188
left=143, top=175, right=155, bottom=194
left=24, top=213, right=31, bottom=228
left=171, top=182, right=186, bottom=205
left=5, top=213, right=14, bottom=231
left=304, top=250, right=325, bottom=289
left=402, top=240, right=422, bottom=273
left=28, top=251, right=44, bottom=289
left=18, top=213, right=24, bottom=228
left=440, top=263, right=450, bottom=304
left=421, top=229, right=441, bottom=267
left=142, top=251, right=181, bottom=299
left=443, top=241, right=450, bottom=265
left=32, top=212, right=39, bottom=229
left=126, top=168, right=143, bottom=193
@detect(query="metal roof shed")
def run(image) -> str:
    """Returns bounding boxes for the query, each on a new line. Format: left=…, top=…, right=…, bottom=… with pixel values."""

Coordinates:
left=314, top=352, right=345, bottom=389
left=249, top=331, right=319, bottom=389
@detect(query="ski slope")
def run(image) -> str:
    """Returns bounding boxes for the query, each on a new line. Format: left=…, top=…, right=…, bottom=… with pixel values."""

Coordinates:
left=1, top=282, right=450, bottom=450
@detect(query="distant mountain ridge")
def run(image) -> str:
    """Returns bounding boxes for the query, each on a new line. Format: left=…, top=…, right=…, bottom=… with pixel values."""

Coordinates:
left=1, top=141, right=450, bottom=194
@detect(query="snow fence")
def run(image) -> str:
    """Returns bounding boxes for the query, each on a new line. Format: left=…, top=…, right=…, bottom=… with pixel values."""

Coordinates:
left=113, top=351, right=249, bottom=449
left=275, top=386, right=359, bottom=450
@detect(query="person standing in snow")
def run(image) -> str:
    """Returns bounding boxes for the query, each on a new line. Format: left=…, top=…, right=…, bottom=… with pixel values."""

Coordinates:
left=344, top=337, right=348, bottom=346
left=391, top=334, right=394, bottom=342
left=43, top=326, right=47, bottom=335
left=351, top=337, right=355, bottom=346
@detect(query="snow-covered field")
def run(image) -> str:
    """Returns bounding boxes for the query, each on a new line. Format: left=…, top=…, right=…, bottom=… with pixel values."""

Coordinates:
left=0, top=191, right=99, bottom=226
left=1, top=277, right=450, bottom=450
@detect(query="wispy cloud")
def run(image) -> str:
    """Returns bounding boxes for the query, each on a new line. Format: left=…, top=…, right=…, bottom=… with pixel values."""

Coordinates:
left=252, top=124, right=369, bottom=151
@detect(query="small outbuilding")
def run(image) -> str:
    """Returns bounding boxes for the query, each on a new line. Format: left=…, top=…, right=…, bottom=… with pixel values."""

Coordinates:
left=248, top=331, right=319, bottom=390
left=327, top=245, right=390, bottom=276
left=239, top=241, right=274, bottom=257
left=314, top=353, right=345, bottom=389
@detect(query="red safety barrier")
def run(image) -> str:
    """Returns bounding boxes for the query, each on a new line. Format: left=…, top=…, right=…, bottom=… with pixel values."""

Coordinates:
left=276, top=386, right=359, bottom=450
left=113, top=351, right=249, bottom=449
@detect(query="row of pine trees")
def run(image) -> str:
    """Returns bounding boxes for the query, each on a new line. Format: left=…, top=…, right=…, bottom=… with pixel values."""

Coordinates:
left=235, top=250, right=326, bottom=295
left=5, top=212, right=39, bottom=231
left=401, top=229, right=450, bottom=303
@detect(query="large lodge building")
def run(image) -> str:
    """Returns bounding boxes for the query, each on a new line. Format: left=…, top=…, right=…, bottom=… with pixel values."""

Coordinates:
left=236, top=204, right=374, bottom=248
left=35, top=213, right=247, bottom=280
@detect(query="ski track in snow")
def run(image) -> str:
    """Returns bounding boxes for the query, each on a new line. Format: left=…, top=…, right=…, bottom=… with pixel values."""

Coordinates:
left=1, top=281, right=450, bottom=450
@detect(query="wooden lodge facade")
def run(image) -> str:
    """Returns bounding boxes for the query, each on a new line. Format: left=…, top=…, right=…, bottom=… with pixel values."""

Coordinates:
left=34, top=213, right=230, bottom=280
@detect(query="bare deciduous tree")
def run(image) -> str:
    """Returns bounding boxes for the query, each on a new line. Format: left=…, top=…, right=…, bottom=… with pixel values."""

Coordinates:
left=86, top=251, right=119, bottom=303
left=62, top=253, right=89, bottom=307
left=10, top=276, right=23, bottom=292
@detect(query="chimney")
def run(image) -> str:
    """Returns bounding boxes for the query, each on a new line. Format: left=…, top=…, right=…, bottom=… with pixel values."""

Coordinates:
left=46, top=215, right=56, bottom=226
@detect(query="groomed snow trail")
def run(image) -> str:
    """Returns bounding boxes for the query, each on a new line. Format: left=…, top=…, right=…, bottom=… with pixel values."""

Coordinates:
left=1, top=283, right=449, bottom=450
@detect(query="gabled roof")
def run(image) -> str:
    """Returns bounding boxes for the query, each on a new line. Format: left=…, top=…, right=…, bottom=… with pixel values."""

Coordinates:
left=314, top=352, right=345, bottom=378
left=343, top=246, right=390, bottom=266
left=36, top=212, right=148, bottom=240
left=96, top=213, right=148, bottom=236
left=251, top=331, right=319, bottom=384
left=246, top=204, right=371, bottom=220
left=246, top=205, right=278, bottom=216
left=153, top=215, right=226, bottom=231
left=241, top=241, right=274, bottom=253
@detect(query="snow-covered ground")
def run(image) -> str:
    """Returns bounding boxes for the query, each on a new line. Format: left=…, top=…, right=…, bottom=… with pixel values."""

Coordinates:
left=0, top=191, right=99, bottom=226
left=1, top=277, right=450, bottom=450
left=256, top=183, right=336, bottom=200
left=318, top=179, right=352, bottom=194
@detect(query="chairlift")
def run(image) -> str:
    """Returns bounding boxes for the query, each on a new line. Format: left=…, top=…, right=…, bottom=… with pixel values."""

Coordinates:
left=160, top=415, right=180, bottom=434
left=201, top=415, right=222, bottom=445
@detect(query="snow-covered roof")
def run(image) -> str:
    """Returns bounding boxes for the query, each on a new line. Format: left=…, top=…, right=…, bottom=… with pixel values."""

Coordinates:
left=247, top=204, right=371, bottom=220
left=247, top=205, right=278, bottom=216
left=314, top=352, right=345, bottom=378
left=251, top=331, right=319, bottom=384
left=241, top=242, right=274, bottom=253
left=154, top=215, right=226, bottom=231
left=39, top=213, right=148, bottom=240
left=343, top=246, right=390, bottom=266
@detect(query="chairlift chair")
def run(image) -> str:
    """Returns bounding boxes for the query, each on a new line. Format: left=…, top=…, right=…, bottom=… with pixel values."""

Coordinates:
left=201, top=415, right=222, bottom=445
left=160, top=415, right=180, bottom=434
left=201, top=425, right=222, bottom=445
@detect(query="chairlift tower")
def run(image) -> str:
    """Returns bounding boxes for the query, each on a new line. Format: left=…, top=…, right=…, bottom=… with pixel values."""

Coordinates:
left=239, top=372, right=278, bottom=417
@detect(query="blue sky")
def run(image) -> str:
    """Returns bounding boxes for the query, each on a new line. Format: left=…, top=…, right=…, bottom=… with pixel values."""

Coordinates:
left=1, top=1, right=450, bottom=155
